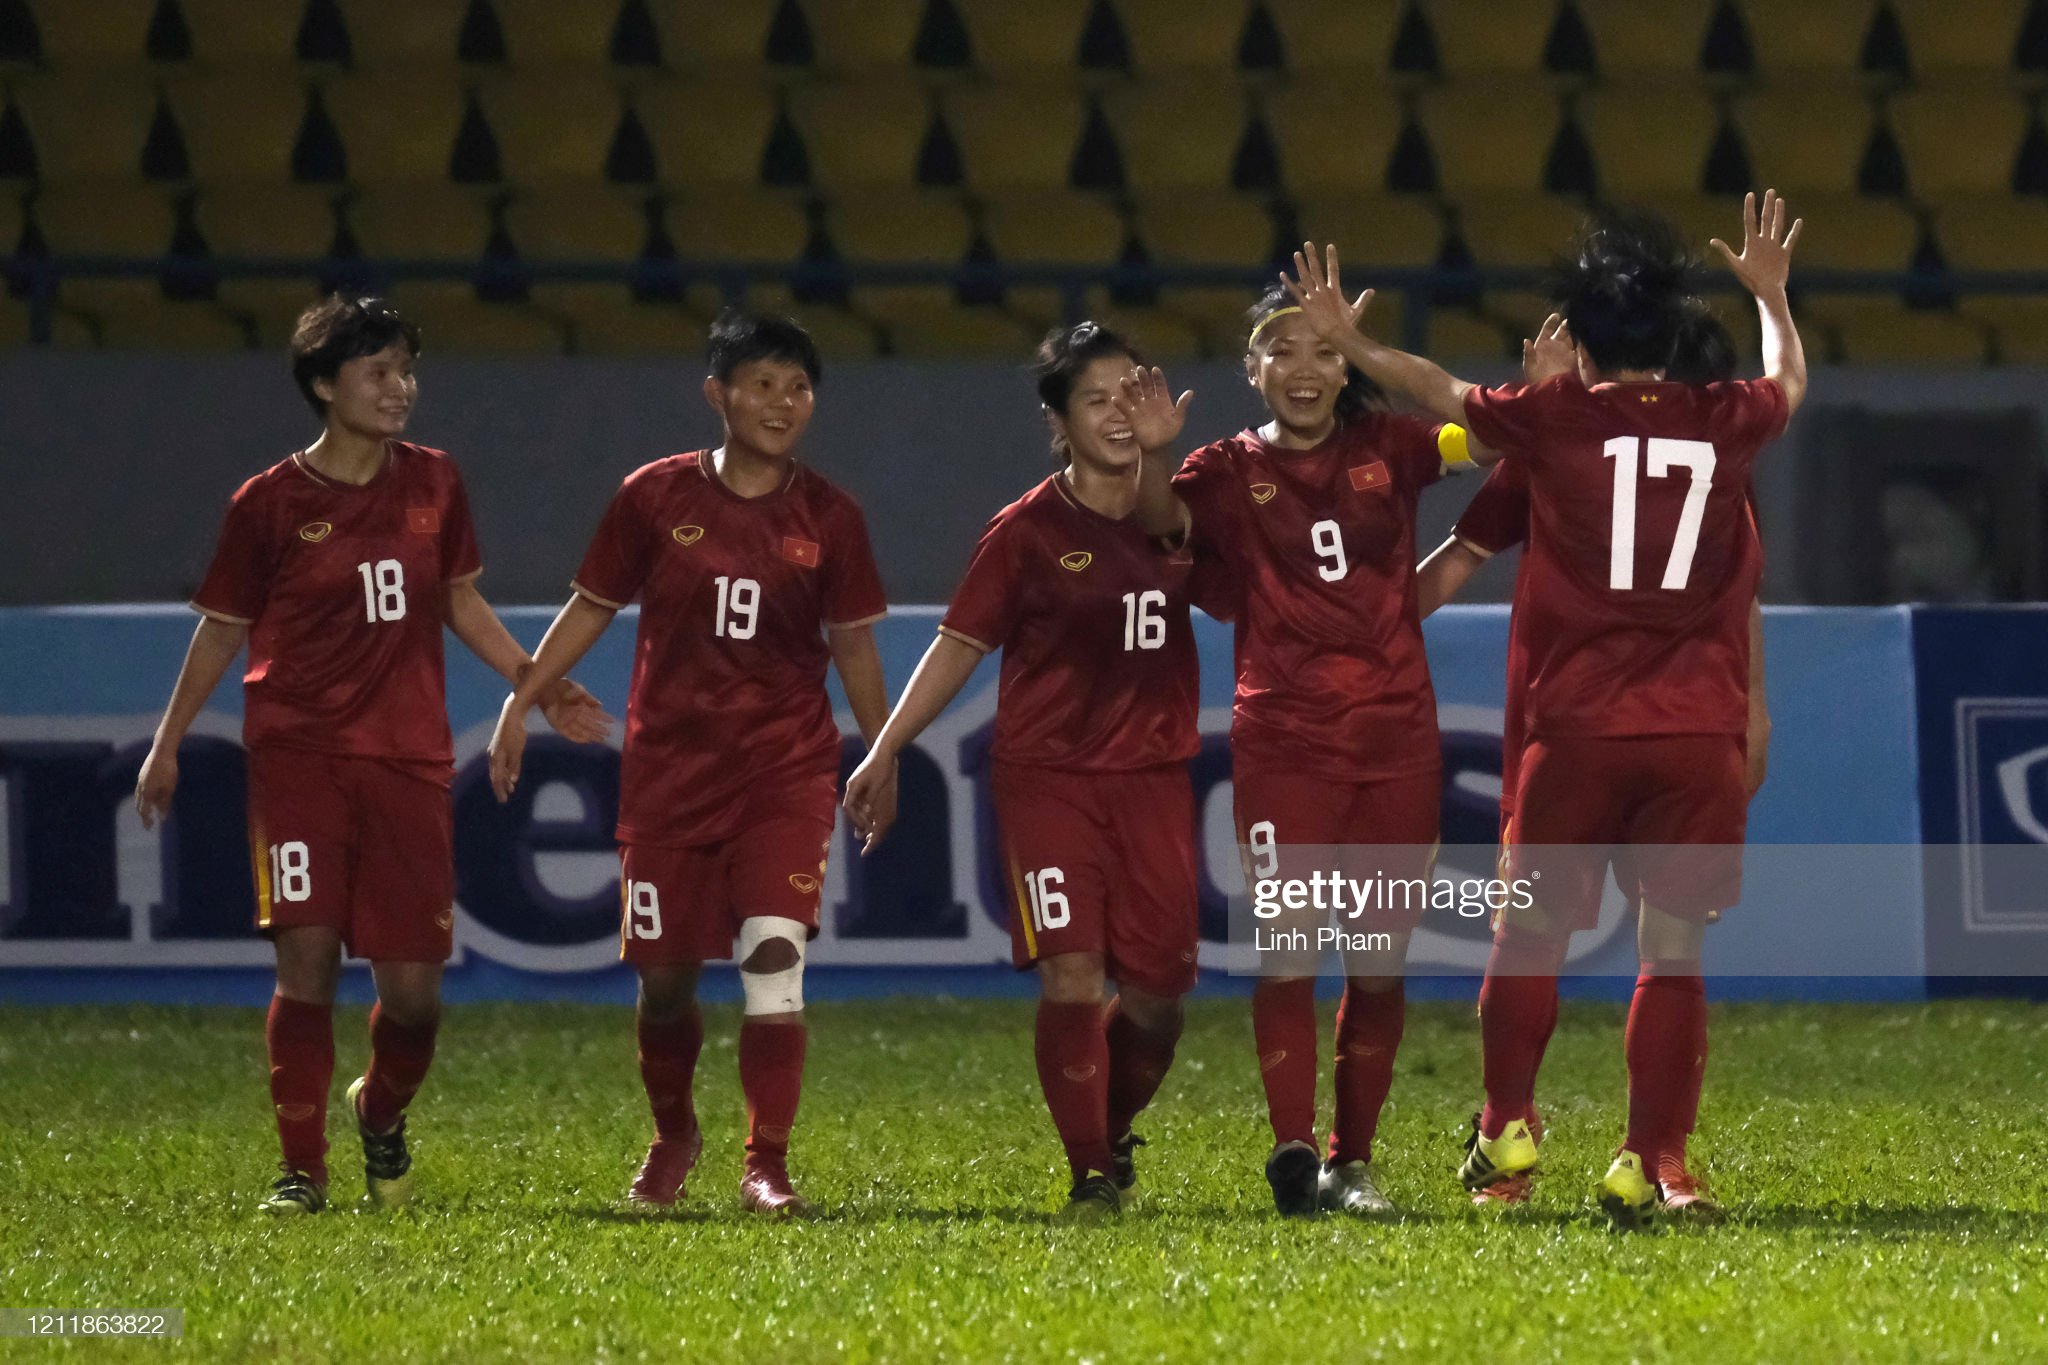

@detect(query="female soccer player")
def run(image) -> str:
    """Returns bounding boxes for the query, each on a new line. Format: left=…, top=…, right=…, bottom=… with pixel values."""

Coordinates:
left=134, top=295, right=611, bottom=1215
left=1121, top=288, right=1483, bottom=1216
left=487, top=311, right=890, bottom=1219
left=842, top=322, right=1215, bottom=1221
left=1284, top=190, right=1807, bottom=1227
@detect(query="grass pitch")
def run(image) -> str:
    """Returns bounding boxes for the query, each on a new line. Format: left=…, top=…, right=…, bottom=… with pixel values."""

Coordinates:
left=4, top=996, right=2046, bottom=1362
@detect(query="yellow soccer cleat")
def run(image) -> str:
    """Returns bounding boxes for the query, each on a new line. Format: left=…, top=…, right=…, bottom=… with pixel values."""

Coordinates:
left=345, top=1075, right=415, bottom=1210
left=1596, top=1149, right=1659, bottom=1231
left=1459, top=1114, right=1540, bottom=1192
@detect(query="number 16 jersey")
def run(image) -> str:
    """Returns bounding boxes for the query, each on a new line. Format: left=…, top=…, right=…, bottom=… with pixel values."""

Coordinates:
left=573, top=451, right=887, bottom=848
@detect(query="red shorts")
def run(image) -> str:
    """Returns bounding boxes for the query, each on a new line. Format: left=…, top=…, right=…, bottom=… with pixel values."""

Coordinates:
left=617, top=774, right=838, bottom=965
left=992, top=762, right=1200, bottom=999
left=245, top=747, right=455, bottom=961
left=1234, top=763, right=1442, bottom=935
left=1508, top=734, right=1747, bottom=928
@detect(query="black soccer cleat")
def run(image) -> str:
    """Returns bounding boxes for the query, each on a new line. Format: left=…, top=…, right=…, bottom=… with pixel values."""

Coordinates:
left=1058, top=1173, right=1123, bottom=1223
left=346, top=1075, right=414, bottom=1209
left=1265, top=1139, right=1322, bottom=1217
left=1110, top=1131, right=1147, bottom=1194
left=260, top=1168, right=328, bottom=1216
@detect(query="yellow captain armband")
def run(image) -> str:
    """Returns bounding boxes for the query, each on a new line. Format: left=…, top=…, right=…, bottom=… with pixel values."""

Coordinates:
left=1438, top=423, right=1474, bottom=469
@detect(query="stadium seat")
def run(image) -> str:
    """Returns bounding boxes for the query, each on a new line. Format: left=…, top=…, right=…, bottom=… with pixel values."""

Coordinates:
left=663, top=191, right=810, bottom=263
left=636, top=78, right=782, bottom=189
left=1454, top=194, right=1587, bottom=268
left=1798, top=294, right=1993, bottom=365
left=1889, top=90, right=2031, bottom=196
left=1579, top=85, right=1720, bottom=193
left=956, top=0, right=1092, bottom=73
left=1415, top=78, right=1560, bottom=192
left=349, top=185, right=493, bottom=259
left=337, top=0, right=468, bottom=65
left=1426, top=302, right=1523, bottom=363
left=26, top=0, right=156, bottom=63
left=215, top=279, right=336, bottom=349
left=1738, top=0, right=1882, bottom=76
left=1427, top=0, right=1559, bottom=74
left=1262, top=79, right=1405, bottom=194
left=162, top=71, right=303, bottom=184
left=1147, top=283, right=1267, bottom=346
left=826, top=190, right=974, bottom=264
left=1294, top=194, right=1442, bottom=268
left=1892, top=0, right=2031, bottom=71
left=1099, top=77, right=1248, bottom=193
left=31, top=183, right=176, bottom=254
left=1734, top=86, right=1878, bottom=196
left=490, top=0, right=620, bottom=67
left=804, top=0, right=928, bottom=71
left=859, top=284, right=1044, bottom=357
left=177, top=0, right=307, bottom=63
left=55, top=279, right=253, bottom=350
left=742, top=284, right=884, bottom=356
left=1115, top=0, right=1248, bottom=71
left=386, top=280, right=570, bottom=353
left=1573, top=0, right=1717, bottom=74
left=527, top=284, right=722, bottom=355
left=1259, top=0, right=1405, bottom=72
left=978, top=192, right=1126, bottom=265
left=319, top=74, right=469, bottom=184
left=192, top=185, right=338, bottom=258
left=1660, top=192, right=1914, bottom=271
left=1961, top=295, right=2048, bottom=365
left=501, top=188, right=647, bottom=262
left=8, top=73, right=159, bottom=181
left=667, top=1, right=782, bottom=68
left=473, top=72, right=623, bottom=184
left=1073, top=295, right=1210, bottom=357
left=1132, top=191, right=1274, bottom=265
left=941, top=83, right=1088, bottom=191
left=1932, top=198, right=2048, bottom=270
left=786, top=79, right=930, bottom=191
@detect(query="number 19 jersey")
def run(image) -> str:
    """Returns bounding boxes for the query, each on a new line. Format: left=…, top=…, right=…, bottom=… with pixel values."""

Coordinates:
left=573, top=451, right=887, bottom=848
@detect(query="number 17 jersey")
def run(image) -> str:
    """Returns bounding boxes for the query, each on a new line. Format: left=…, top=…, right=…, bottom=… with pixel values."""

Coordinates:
left=573, top=451, right=887, bottom=848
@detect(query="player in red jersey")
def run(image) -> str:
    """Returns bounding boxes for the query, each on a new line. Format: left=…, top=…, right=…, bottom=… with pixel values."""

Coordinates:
left=842, top=323, right=1220, bottom=1220
left=1419, top=306, right=1774, bottom=1209
left=1283, top=189, right=1807, bottom=1227
left=1120, top=286, right=1484, bottom=1217
left=133, top=296, right=611, bottom=1215
left=486, top=311, right=891, bottom=1218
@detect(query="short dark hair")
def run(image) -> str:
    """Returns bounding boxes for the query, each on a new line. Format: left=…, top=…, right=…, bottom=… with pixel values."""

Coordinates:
left=1032, top=321, right=1144, bottom=464
left=289, top=294, right=420, bottom=417
left=707, top=308, right=821, bottom=384
left=1668, top=300, right=1738, bottom=384
left=1244, top=282, right=1385, bottom=425
left=1549, top=209, right=1705, bottom=373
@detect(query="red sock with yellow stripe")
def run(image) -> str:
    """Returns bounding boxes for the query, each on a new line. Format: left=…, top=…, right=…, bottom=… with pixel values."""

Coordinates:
left=266, top=993, right=333, bottom=1184
left=1035, top=1000, right=1113, bottom=1178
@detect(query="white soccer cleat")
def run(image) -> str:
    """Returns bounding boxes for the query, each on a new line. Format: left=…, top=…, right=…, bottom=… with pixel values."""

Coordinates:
left=1318, top=1159, right=1396, bottom=1214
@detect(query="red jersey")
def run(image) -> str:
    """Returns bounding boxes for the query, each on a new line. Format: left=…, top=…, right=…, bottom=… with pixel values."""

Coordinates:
left=191, top=441, right=481, bottom=765
left=1173, top=415, right=1452, bottom=781
left=1452, top=460, right=1533, bottom=815
left=940, top=473, right=1212, bottom=772
left=1460, top=375, right=1785, bottom=740
left=573, top=451, right=887, bottom=848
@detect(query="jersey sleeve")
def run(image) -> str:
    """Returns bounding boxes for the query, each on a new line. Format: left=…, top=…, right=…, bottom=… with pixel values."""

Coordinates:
left=1452, top=459, right=1531, bottom=557
left=1711, top=377, right=1791, bottom=450
left=823, top=499, right=888, bottom=629
left=571, top=475, right=655, bottom=609
left=190, top=482, right=277, bottom=626
left=938, top=515, right=1020, bottom=654
left=1186, top=548, right=1239, bottom=624
left=440, top=462, right=484, bottom=583
left=1170, top=441, right=1242, bottom=550
left=1460, top=378, right=1562, bottom=460
left=1385, top=411, right=1453, bottom=489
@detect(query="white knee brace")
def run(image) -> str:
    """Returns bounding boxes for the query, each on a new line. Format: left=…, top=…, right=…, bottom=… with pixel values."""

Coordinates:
left=737, top=916, right=808, bottom=1015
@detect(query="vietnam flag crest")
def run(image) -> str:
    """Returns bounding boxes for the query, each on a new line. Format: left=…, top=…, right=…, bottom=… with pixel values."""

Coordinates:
left=782, top=536, right=821, bottom=567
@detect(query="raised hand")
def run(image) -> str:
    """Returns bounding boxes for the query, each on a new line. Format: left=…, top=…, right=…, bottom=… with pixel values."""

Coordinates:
left=539, top=678, right=613, bottom=745
left=1113, top=366, right=1193, bottom=452
left=1282, top=242, right=1373, bottom=342
left=1522, top=312, right=1576, bottom=385
left=1710, top=189, right=1803, bottom=298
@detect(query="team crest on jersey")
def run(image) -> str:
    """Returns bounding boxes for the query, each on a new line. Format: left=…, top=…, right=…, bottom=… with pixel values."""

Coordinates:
left=1059, top=551, right=1093, bottom=572
left=1249, top=483, right=1278, bottom=504
left=788, top=873, right=819, bottom=894
left=672, top=525, right=705, bottom=546
left=1349, top=460, right=1389, bottom=491
left=782, top=537, right=821, bottom=568
left=407, top=506, right=441, bottom=534
left=298, top=521, right=333, bottom=543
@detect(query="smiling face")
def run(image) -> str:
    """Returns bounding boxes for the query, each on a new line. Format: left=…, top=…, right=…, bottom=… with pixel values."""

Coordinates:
left=313, top=341, right=416, bottom=440
left=1245, top=310, right=1347, bottom=443
left=705, top=358, right=816, bottom=460
left=1047, top=353, right=1140, bottom=475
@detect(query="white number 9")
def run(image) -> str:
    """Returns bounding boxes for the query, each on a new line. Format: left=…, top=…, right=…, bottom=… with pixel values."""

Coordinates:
left=1311, top=519, right=1348, bottom=581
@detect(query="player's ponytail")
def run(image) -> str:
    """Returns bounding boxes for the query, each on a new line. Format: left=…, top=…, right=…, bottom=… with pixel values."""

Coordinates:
left=1549, top=209, right=1704, bottom=375
left=1032, top=321, right=1145, bottom=465
left=1243, top=283, right=1385, bottom=426
left=1667, top=298, right=1738, bottom=385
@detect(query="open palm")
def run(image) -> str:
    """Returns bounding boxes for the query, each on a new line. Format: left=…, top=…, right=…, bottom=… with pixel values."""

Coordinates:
left=1711, top=189, right=1802, bottom=296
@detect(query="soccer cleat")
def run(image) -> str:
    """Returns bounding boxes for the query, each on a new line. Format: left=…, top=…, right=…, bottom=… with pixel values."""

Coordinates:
left=1470, top=1107, right=1545, bottom=1206
left=260, top=1168, right=327, bottom=1216
left=1110, top=1132, right=1146, bottom=1194
left=740, top=1155, right=816, bottom=1219
left=1655, top=1156, right=1726, bottom=1225
left=626, top=1126, right=705, bottom=1208
left=1459, top=1114, right=1540, bottom=1192
left=345, top=1075, right=414, bottom=1209
left=1596, top=1149, right=1660, bottom=1231
left=1318, top=1159, right=1395, bottom=1215
left=1057, top=1173, right=1123, bottom=1223
left=1265, top=1139, right=1322, bottom=1217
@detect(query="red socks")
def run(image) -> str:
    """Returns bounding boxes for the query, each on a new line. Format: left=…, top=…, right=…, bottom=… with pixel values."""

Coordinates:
left=266, top=994, right=334, bottom=1183
left=358, top=1002, right=438, bottom=1135
left=1624, top=964, right=1707, bottom=1160
left=1329, top=983, right=1404, bottom=1165
left=1477, top=926, right=1569, bottom=1139
left=1252, top=978, right=1318, bottom=1148
left=1103, top=999, right=1181, bottom=1143
left=738, top=1018, right=807, bottom=1163
left=637, top=1004, right=706, bottom=1142
left=1035, top=1000, right=1113, bottom=1178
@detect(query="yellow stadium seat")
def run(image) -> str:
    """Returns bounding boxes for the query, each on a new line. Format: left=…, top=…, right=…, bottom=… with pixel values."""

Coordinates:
left=859, top=284, right=1044, bottom=357
left=162, top=71, right=304, bottom=184
left=387, top=281, right=570, bottom=354
left=502, top=188, right=647, bottom=261
left=1294, top=194, right=1442, bottom=268
left=1149, top=283, right=1272, bottom=352
left=786, top=79, right=929, bottom=191
left=56, top=279, right=253, bottom=350
left=827, top=190, right=974, bottom=264
left=337, top=0, right=467, bottom=65
left=1889, top=90, right=2030, bottom=195
left=958, top=0, right=1092, bottom=73
left=1099, top=77, right=1247, bottom=194
left=979, top=192, right=1126, bottom=265
left=1661, top=192, right=1913, bottom=271
left=1426, top=303, right=1521, bottom=363
left=667, top=1, right=783, bottom=68
left=1415, top=77, right=1559, bottom=192
left=32, top=183, right=175, bottom=254
left=1961, top=296, right=2048, bottom=365
left=1427, top=0, right=1557, bottom=74
left=1074, top=296, right=1210, bottom=358
left=349, top=186, right=493, bottom=259
left=636, top=78, right=782, bottom=189
left=473, top=72, right=623, bottom=185
left=1580, top=86, right=1720, bottom=194
left=0, top=192, right=19, bottom=249
left=1573, top=0, right=1717, bottom=73
left=1262, top=80, right=1405, bottom=193
left=1259, top=0, right=1405, bottom=73
left=491, top=0, right=620, bottom=66
left=216, top=279, right=336, bottom=349
left=27, top=0, right=156, bottom=63
left=0, top=289, right=99, bottom=346
left=942, top=83, right=1088, bottom=191
left=804, top=0, right=927, bottom=71
left=193, top=186, right=338, bottom=257
left=8, top=73, right=157, bottom=182
left=1116, top=0, right=1249, bottom=71
left=528, top=284, right=722, bottom=356
left=1893, top=0, right=2031, bottom=71
left=1455, top=194, right=1586, bottom=268
left=742, top=285, right=884, bottom=357
left=1734, top=86, right=1879, bottom=196
left=177, top=0, right=306, bottom=62
left=1799, top=295, right=1992, bottom=365
left=665, top=191, right=811, bottom=262
left=1932, top=199, right=2048, bottom=270
left=1132, top=192, right=1272, bottom=265
left=1739, top=0, right=1881, bottom=75
left=319, top=74, right=469, bottom=184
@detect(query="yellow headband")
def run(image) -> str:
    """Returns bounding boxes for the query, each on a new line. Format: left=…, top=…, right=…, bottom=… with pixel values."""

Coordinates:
left=1248, top=305, right=1303, bottom=348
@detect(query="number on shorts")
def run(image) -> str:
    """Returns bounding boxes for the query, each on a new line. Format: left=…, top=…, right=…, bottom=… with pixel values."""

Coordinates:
left=1024, top=867, right=1070, bottom=932
left=1603, top=436, right=1717, bottom=590
left=1310, top=519, right=1348, bottom=582
left=713, top=575, right=760, bottom=639
left=269, top=841, right=311, bottom=903
left=1246, top=820, right=1279, bottom=880
left=1122, top=589, right=1167, bottom=651
left=356, top=559, right=407, bottom=622
left=625, top=881, right=663, bottom=940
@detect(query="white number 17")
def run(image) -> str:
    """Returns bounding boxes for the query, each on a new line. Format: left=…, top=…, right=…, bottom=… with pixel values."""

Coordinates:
left=1604, top=436, right=1716, bottom=591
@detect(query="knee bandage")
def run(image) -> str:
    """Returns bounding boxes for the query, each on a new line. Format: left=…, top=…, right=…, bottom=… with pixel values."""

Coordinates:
left=737, top=916, right=808, bottom=1015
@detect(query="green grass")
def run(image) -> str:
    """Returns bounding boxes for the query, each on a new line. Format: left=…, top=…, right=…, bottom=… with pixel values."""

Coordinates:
left=4, top=997, right=2047, bottom=1362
